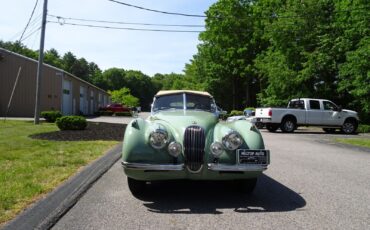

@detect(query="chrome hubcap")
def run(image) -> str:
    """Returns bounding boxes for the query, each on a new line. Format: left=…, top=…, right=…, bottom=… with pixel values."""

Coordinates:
left=285, top=121, right=294, bottom=131
left=343, top=123, right=354, bottom=133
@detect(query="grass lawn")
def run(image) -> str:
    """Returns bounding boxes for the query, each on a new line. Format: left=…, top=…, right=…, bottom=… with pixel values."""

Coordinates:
left=335, top=138, right=370, bottom=148
left=0, top=121, right=119, bottom=225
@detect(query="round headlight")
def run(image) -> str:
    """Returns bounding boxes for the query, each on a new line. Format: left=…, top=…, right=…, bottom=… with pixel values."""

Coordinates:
left=222, top=131, right=243, bottom=150
left=168, top=142, right=182, bottom=157
left=210, top=142, right=223, bottom=157
left=149, top=130, right=168, bottom=149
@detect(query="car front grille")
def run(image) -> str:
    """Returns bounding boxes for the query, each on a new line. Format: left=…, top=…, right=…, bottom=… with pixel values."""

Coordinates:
left=184, top=125, right=205, bottom=172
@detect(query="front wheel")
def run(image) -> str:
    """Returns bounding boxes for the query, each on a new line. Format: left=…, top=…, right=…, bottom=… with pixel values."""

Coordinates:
left=127, top=177, right=146, bottom=197
left=236, top=178, right=257, bottom=193
left=341, top=120, right=358, bottom=134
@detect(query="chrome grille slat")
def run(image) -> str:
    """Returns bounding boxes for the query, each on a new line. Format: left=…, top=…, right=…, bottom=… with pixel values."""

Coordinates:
left=184, top=126, right=205, bottom=172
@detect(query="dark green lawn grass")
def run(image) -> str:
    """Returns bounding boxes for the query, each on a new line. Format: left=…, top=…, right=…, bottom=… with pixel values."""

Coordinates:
left=335, top=138, right=370, bottom=148
left=0, top=121, right=118, bottom=225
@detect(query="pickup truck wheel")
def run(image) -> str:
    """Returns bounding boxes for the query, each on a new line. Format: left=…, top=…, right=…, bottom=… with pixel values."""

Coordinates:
left=280, top=118, right=296, bottom=133
left=237, top=178, right=257, bottom=194
left=341, top=120, right=357, bottom=134
left=323, top=128, right=336, bottom=133
left=127, top=177, right=146, bottom=197
left=266, top=124, right=279, bottom=132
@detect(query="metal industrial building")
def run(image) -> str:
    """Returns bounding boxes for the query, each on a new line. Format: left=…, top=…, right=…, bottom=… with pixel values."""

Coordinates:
left=0, top=48, right=110, bottom=117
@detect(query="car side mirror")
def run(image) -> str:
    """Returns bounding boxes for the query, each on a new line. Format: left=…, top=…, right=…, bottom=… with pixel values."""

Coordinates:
left=337, top=105, right=342, bottom=112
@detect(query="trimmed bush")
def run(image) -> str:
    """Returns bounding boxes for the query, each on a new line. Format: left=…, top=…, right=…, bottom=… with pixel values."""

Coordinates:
left=41, top=111, right=62, bottom=123
left=229, top=110, right=244, bottom=116
left=358, top=124, right=370, bottom=133
left=56, top=116, right=87, bottom=131
left=115, top=112, right=132, bottom=117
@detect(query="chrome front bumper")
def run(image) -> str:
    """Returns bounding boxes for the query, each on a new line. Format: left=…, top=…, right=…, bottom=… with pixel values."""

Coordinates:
left=122, top=161, right=267, bottom=172
left=122, top=161, right=184, bottom=171
left=208, top=163, right=268, bottom=171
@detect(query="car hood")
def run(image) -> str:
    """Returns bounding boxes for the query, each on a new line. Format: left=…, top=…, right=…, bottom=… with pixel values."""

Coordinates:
left=149, top=110, right=218, bottom=134
left=342, top=109, right=356, bottom=113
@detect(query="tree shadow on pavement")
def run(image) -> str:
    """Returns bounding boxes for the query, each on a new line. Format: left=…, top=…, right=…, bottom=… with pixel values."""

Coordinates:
left=139, top=174, right=306, bottom=214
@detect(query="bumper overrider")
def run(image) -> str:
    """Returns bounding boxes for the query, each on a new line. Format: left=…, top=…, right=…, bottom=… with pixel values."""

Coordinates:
left=121, top=150, right=270, bottom=172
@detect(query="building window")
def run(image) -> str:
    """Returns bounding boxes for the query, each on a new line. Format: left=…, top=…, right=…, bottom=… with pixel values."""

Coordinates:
left=63, top=89, right=70, bottom=95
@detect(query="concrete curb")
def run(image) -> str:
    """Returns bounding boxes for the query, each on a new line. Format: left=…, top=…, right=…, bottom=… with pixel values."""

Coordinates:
left=2, top=144, right=122, bottom=230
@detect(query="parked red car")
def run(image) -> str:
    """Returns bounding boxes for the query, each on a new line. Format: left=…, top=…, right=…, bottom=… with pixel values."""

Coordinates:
left=101, top=103, right=131, bottom=113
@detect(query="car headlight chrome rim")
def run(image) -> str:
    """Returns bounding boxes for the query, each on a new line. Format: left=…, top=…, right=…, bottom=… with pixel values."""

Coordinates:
left=149, top=129, right=168, bottom=149
left=168, top=142, right=182, bottom=157
left=210, top=141, right=223, bottom=157
left=222, top=131, right=243, bottom=150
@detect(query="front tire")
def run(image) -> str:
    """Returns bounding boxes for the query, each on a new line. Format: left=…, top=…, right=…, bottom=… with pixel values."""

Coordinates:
left=280, top=118, right=296, bottom=133
left=237, top=178, right=257, bottom=193
left=341, top=119, right=358, bottom=134
left=127, top=177, right=146, bottom=196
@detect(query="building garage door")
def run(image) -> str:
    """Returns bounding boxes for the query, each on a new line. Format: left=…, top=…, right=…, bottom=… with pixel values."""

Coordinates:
left=79, top=86, right=88, bottom=115
left=89, top=90, right=94, bottom=114
left=62, top=79, right=72, bottom=115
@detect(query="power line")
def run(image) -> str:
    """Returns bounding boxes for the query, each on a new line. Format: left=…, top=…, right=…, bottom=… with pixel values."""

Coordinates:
left=19, top=0, right=39, bottom=41
left=20, top=26, right=41, bottom=42
left=107, top=0, right=206, bottom=18
left=9, top=14, right=42, bottom=41
left=47, top=14, right=205, bottom=27
left=47, top=21, right=203, bottom=33
left=107, top=0, right=368, bottom=20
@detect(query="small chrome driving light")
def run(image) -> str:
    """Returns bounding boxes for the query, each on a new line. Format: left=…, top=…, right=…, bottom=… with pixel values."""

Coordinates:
left=149, top=129, right=168, bottom=149
left=168, top=142, right=182, bottom=157
left=210, top=142, right=223, bottom=157
left=222, top=131, right=243, bottom=150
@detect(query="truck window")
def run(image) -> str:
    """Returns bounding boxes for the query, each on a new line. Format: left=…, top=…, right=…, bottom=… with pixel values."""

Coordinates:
left=288, top=100, right=304, bottom=109
left=323, top=101, right=337, bottom=111
left=309, top=100, right=320, bottom=110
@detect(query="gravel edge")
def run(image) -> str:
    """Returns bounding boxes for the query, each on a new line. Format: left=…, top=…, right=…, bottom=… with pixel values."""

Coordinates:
left=2, top=143, right=122, bottom=230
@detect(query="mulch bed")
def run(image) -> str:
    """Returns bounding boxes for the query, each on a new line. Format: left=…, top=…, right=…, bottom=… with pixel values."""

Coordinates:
left=30, top=122, right=127, bottom=141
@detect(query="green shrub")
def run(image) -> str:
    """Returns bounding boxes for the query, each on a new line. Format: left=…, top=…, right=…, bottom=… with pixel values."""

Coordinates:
left=229, top=110, right=243, bottom=116
left=114, top=112, right=132, bottom=117
left=358, top=124, right=370, bottom=133
left=244, top=107, right=255, bottom=111
left=41, top=111, right=62, bottom=123
left=56, top=116, right=87, bottom=131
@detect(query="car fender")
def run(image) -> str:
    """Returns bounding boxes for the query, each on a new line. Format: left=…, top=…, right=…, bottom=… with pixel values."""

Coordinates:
left=122, top=118, right=178, bottom=164
left=212, top=120, right=265, bottom=164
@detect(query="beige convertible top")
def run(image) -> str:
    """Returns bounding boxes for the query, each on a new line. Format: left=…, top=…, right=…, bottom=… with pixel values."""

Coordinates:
left=155, top=90, right=213, bottom=97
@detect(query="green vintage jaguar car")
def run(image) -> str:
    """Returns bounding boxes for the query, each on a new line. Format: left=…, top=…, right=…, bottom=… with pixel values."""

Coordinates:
left=122, top=90, right=270, bottom=195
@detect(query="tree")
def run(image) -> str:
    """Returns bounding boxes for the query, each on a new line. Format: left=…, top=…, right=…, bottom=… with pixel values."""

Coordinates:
left=109, top=88, right=139, bottom=107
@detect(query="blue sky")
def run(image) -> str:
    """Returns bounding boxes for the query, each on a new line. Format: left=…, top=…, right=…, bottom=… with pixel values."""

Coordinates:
left=0, top=0, right=216, bottom=76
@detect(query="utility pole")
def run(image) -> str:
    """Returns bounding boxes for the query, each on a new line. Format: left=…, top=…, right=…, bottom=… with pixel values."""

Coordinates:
left=34, top=0, right=48, bottom=124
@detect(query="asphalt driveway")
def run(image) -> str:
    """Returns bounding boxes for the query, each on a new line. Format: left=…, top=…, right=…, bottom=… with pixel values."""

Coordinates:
left=52, top=129, right=370, bottom=230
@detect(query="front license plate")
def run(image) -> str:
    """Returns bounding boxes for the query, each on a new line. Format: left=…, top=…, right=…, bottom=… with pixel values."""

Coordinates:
left=237, top=149, right=269, bottom=165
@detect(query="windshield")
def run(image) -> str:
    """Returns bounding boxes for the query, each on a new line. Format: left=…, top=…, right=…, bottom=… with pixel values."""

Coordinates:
left=152, top=93, right=216, bottom=113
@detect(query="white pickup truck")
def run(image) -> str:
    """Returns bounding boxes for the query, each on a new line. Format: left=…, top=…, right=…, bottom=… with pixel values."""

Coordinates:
left=255, top=98, right=359, bottom=134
